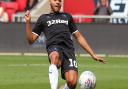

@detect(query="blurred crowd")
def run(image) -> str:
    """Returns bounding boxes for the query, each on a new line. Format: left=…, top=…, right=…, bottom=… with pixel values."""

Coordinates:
left=94, top=0, right=112, bottom=23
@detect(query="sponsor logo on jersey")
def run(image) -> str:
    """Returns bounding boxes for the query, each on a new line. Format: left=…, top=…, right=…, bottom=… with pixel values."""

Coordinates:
left=47, top=19, right=68, bottom=26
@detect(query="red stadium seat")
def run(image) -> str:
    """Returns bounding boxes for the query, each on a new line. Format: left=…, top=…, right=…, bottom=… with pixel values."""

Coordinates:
left=6, top=9, right=16, bottom=22
left=0, top=2, right=18, bottom=10
left=6, top=2, right=18, bottom=10
left=64, top=0, right=95, bottom=23
left=16, top=0, right=27, bottom=11
left=0, top=2, right=18, bottom=22
left=0, top=2, right=7, bottom=10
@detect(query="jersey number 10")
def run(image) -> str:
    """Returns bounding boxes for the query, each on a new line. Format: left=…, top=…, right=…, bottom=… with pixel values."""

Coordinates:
left=69, top=59, right=78, bottom=68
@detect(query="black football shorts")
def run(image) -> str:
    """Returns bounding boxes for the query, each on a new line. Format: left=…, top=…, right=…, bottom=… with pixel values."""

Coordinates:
left=47, top=45, right=78, bottom=79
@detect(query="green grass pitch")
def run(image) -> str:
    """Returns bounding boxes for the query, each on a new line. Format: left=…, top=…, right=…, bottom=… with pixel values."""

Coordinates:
left=0, top=56, right=128, bottom=89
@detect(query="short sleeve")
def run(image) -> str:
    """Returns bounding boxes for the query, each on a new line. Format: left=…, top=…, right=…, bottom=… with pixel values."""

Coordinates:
left=32, top=16, right=43, bottom=36
left=68, top=14, right=78, bottom=34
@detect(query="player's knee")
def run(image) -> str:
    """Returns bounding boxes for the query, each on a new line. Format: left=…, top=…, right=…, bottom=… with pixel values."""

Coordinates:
left=49, top=51, right=59, bottom=59
left=65, top=70, right=78, bottom=89
left=49, top=51, right=59, bottom=60
left=49, top=51, right=60, bottom=65
left=66, top=77, right=77, bottom=89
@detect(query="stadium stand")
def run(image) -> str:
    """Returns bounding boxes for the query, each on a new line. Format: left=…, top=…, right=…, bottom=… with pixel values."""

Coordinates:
left=16, top=0, right=27, bottom=11
left=13, top=0, right=96, bottom=23
left=0, top=6, right=8, bottom=22
left=31, top=0, right=50, bottom=15
left=93, top=0, right=113, bottom=23
left=0, top=0, right=27, bottom=22
left=13, top=0, right=51, bottom=22
left=1, top=0, right=128, bottom=23
left=0, top=0, right=41, bottom=22
left=30, top=0, right=50, bottom=21
left=63, top=0, right=95, bottom=23
left=12, top=0, right=96, bottom=23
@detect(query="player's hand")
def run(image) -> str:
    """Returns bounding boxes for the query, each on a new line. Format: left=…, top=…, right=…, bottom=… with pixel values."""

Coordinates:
left=92, top=55, right=106, bottom=63
left=25, top=10, right=31, bottom=23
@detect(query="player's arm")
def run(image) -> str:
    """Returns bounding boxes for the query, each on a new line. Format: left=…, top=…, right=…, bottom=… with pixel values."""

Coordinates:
left=25, top=10, right=38, bottom=44
left=73, top=31, right=106, bottom=63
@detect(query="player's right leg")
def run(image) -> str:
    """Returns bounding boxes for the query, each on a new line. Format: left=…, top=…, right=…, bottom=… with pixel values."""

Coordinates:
left=48, top=47, right=62, bottom=89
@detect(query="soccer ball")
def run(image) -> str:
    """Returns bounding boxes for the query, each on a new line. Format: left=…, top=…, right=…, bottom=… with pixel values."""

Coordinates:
left=79, top=71, right=96, bottom=89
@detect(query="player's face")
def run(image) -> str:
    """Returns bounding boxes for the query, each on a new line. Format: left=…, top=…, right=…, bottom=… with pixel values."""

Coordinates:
left=49, top=0, right=62, bottom=13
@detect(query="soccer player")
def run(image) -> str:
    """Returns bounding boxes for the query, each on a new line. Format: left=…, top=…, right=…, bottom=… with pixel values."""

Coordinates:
left=25, top=0, right=106, bottom=89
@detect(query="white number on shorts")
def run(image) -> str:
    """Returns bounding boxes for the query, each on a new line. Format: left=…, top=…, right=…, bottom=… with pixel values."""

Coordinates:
left=69, top=59, right=78, bottom=68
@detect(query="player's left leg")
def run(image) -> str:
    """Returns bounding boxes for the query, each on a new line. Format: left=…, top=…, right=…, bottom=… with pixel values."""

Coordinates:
left=59, top=49, right=78, bottom=89
left=60, top=59, right=78, bottom=89
left=63, top=70, right=78, bottom=89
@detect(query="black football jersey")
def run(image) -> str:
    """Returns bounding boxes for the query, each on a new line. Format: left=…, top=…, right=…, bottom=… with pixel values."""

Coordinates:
left=32, top=12, right=78, bottom=50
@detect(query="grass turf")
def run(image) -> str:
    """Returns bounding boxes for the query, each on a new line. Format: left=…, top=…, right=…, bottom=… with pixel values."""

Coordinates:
left=0, top=56, right=128, bottom=89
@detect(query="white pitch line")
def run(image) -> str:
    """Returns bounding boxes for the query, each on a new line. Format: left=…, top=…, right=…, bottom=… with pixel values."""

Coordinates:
left=1, top=52, right=128, bottom=58
left=0, top=64, right=127, bottom=69
left=0, top=53, right=22, bottom=56
left=7, top=64, right=48, bottom=67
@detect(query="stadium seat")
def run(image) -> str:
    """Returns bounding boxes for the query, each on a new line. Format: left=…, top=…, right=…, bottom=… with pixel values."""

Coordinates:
left=16, top=0, right=27, bottom=11
left=0, top=2, right=7, bottom=10
left=0, top=2, right=18, bottom=10
left=0, top=2, right=18, bottom=22
left=6, top=2, right=18, bottom=10
left=6, top=9, right=16, bottom=22
left=64, top=0, right=95, bottom=23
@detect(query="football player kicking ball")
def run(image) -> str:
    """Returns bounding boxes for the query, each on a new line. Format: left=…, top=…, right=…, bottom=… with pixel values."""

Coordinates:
left=25, top=0, right=106, bottom=89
